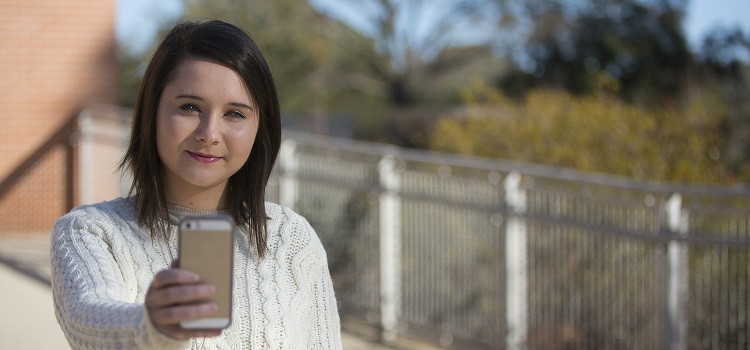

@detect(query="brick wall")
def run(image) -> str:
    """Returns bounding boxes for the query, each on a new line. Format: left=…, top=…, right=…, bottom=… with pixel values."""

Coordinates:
left=0, top=0, right=117, bottom=234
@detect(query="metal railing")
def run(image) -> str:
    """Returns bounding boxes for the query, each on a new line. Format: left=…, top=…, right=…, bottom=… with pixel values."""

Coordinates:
left=269, top=131, right=750, bottom=350
left=71, top=110, right=750, bottom=349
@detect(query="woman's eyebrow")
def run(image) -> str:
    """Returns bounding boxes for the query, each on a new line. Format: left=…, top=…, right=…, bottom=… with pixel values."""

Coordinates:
left=175, top=94, right=204, bottom=101
left=175, top=94, right=253, bottom=110
left=228, top=102, right=254, bottom=110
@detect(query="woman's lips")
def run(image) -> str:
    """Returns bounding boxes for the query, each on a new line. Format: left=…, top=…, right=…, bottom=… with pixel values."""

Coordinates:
left=187, top=151, right=222, bottom=163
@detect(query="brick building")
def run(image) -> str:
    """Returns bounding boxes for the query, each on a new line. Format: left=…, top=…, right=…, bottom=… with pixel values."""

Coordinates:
left=0, top=1, right=118, bottom=234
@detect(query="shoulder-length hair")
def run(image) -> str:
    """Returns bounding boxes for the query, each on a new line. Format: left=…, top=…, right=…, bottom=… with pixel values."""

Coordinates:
left=120, top=19, right=281, bottom=258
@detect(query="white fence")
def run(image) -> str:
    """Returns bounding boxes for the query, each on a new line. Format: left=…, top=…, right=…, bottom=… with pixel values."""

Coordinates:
left=81, top=110, right=750, bottom=349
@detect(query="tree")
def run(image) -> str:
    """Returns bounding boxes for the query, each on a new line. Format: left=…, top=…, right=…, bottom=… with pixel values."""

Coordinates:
left=700, top=26, right=750, bottom=77
left=697, top=26, right=750, bottom=179
left=309, top=0, right=508, bottom=146
left=313, top=0, right=500, bottom=106
left=492, top=0, right=693, bottom=106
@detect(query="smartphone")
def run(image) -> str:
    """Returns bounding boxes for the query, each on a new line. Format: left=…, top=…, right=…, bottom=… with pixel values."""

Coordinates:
left=177, top=215, right=234, bottom=330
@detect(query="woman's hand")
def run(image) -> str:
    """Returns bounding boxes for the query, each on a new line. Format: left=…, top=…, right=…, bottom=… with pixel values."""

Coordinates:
left=145, top=268, right=223, bottom=340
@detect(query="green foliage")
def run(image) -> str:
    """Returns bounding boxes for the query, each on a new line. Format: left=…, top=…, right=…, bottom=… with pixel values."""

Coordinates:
left=429, top=76, right=736, bottom=184
left=495, top=0, right=692, bottom=106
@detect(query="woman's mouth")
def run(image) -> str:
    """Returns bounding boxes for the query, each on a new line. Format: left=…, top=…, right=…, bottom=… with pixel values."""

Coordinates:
left=187, top=151, right=222, bottom=163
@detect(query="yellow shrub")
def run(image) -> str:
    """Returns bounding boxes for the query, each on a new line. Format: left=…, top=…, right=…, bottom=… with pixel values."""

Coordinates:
left=430, top=77, right=730, bottom=184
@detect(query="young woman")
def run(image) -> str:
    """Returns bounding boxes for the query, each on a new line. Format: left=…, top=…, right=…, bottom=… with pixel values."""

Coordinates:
left=50, top=19, right=342, bottom=349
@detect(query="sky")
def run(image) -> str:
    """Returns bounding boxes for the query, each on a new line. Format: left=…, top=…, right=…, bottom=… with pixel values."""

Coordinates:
left=116, top=0, right=750, bottom=54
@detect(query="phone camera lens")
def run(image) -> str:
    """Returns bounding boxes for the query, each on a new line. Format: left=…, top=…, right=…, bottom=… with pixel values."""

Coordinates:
left=186, top=222, right=192, bottom=229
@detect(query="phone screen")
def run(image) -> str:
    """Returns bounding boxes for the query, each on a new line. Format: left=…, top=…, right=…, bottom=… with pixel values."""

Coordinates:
left=178, top=216, right=234, bottom=329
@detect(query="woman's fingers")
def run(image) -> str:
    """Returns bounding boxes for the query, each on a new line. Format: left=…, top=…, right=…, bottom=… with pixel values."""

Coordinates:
left=145, top=268, right=224, bottom=340
left=149, top=301, right=218, bottom=325
left=146, top=283, right=215, bottom=309
left=150, top=268, right=199, bottom=290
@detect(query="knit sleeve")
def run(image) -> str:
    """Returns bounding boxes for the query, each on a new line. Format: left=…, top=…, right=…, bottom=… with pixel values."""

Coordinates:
left=50, top=209, right=189, bottom=350
left=298, top=220, right=343, bottom=350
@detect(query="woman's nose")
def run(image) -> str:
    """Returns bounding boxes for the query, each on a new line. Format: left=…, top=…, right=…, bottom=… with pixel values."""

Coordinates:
left=194, top=114, right=220, bottom=145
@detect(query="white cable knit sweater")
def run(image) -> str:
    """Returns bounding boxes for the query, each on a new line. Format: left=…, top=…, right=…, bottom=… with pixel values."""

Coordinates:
left=50, top=197, right=342, bottom=350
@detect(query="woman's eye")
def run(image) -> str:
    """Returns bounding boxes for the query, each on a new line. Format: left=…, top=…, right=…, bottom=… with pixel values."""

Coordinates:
left=178, top=104, right=201, bottom=113
left=225, top=110, right=247, bottom=119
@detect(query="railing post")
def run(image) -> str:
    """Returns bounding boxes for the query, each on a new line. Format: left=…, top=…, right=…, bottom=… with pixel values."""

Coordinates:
left=665, top=193, right=688, bottom=350
left=504, top=171, right=528, bottom=350
left=378, top=153, right=401, bottom=343
left=278, top=139, right=298, bottom=210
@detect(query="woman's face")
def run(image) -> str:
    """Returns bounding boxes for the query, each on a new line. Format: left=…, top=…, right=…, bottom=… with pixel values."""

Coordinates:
left=156, top=58, right=258, bottom=206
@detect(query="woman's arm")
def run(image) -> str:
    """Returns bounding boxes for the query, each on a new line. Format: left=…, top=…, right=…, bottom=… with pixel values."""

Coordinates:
left=50, top=211, right=191, bottom=350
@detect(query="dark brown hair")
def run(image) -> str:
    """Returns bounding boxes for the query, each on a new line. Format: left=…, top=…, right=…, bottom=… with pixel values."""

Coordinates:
left=120, top=19, right=281, bottom=257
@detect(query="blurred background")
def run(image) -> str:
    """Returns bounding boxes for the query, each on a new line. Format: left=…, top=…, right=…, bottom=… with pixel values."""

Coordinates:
left=1, top=0, right=749, bottom=349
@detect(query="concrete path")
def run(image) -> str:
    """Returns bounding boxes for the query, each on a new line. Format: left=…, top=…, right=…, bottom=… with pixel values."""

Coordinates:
left=0, top=262, right=69, bottom=349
